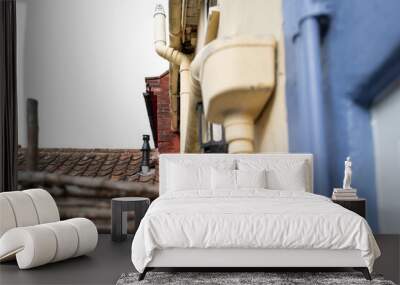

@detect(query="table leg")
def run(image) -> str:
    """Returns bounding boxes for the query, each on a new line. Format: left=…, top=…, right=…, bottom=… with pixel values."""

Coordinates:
left=112, top=202, right=125, bottom=241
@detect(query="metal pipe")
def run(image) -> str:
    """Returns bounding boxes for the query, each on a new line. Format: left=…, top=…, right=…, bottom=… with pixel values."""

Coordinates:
left=143, top=87, right=157, bottom=147
left=140, top=135, right=151, bottom=174
left=299, top=16, right=330, bottom=191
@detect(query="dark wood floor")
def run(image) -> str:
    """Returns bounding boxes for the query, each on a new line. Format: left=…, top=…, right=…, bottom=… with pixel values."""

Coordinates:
left=0, top=234, right=399, bottom=285
left=0, top=235, right=134, bottom=285
left=374, top=234, right=400, bottom=284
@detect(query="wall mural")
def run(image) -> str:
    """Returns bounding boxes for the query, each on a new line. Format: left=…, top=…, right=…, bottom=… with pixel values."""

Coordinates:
left=14, top=0, right=400, bottom=235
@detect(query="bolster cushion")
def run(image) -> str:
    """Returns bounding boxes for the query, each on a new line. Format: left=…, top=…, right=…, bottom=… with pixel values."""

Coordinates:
left=0, top=218, right=98, bottom=269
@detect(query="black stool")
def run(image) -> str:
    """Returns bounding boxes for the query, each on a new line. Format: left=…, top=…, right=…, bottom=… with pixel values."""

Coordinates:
left=111, top=197, right=150, bottom=242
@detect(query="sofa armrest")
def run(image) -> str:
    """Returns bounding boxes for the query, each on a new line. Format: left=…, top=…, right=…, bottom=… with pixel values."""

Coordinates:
left=0, top=218, right=97, bottom=269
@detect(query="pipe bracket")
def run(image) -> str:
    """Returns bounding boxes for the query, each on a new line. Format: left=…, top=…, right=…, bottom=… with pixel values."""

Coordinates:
left=286, top=0, right=331, bottom=42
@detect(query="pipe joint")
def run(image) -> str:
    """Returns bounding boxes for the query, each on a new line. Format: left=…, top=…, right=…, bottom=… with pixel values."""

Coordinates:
left=286, top=0, right=331, bottom=42
left=223, top=113, right=254, bottom=153
left=153, top=4, right=198, bottom=153
left=153, top=4, right=166, bottom=17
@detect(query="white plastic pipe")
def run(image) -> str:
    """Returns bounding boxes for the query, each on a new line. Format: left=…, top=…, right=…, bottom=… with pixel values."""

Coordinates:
left=153, top=4, right=184, bottom=66
left=153, top=4, right=198, bottom=153
left=224, top=113, right=254, bottom=153
left=190, top=8, right=220, bottom=98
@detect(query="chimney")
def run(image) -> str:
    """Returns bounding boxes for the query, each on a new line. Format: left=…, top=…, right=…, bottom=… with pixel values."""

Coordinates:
left=140, top=135, right=151, bottom=174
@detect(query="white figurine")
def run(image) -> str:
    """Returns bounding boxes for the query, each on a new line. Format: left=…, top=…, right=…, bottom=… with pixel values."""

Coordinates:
left=342, top=156, right=352, bottom=189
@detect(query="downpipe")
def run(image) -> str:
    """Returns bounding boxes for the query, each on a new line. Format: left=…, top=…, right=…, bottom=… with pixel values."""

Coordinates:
left=298, top=15, right=330, bottom=192
left=153, top=4, right=199, bottom=153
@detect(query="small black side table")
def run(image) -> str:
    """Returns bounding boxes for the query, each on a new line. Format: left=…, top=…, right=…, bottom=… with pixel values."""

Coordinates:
left=111, top=197, right=150, bottom=242
left=332, top=198, right=366, bottom=218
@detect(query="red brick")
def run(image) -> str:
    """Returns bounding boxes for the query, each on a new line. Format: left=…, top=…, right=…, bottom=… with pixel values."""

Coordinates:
left=145, top=71, right=180, bottom=154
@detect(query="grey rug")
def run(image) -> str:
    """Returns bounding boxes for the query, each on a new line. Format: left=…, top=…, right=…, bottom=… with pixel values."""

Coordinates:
left=116, top=272, right=396, bottom=285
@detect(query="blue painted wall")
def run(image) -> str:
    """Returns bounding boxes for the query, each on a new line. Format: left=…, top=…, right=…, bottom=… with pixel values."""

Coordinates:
left=283, top=0, right=400, bottom=232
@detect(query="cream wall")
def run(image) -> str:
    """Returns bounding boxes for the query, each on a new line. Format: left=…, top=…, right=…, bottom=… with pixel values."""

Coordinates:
left=207, top=0, right=288, bottom=152
left=254, top=31, right=288, bottom=152
left=16, top=0, right=168, bottom=149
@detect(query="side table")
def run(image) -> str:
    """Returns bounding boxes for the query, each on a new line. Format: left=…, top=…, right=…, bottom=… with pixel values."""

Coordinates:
left=111, top=197, right=150, bottom=242
left=332, top=198, right=366, bottom=218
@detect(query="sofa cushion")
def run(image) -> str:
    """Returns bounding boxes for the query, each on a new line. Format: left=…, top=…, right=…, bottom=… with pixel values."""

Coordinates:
left=0, top=189, right=60, bottom=238
left=0, top=191, right=39, bottom=228
left=0, top=196, right=17, bottom=237
left=24, top=189, right=60, bottom=224
left=0, top=218, right=97, bottom=269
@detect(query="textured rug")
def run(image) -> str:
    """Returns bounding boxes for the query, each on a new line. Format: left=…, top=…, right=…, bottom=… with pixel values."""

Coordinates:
left=116, top=272, right=396, bottom=285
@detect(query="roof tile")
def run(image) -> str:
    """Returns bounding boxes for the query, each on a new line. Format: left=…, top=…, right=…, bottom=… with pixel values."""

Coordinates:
left=17, top=148, right=158, bottom=186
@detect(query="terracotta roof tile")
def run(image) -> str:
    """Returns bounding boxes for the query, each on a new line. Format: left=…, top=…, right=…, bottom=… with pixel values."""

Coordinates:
left=139, top=174, right=154, bottom=183
left=17, top=148, right=158, bottom=185
left=126, top=173, right=140, bottom=182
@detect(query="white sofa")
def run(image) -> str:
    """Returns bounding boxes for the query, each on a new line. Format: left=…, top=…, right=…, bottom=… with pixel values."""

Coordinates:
left=0, top=189, right=98, bottom=269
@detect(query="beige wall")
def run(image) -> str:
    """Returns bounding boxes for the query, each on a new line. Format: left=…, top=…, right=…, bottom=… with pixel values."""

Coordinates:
left=255, top=31, right=288, bottom=153
left=219, top=0, right=288, bottom=153
left=196, top=0, right=288, bottom=152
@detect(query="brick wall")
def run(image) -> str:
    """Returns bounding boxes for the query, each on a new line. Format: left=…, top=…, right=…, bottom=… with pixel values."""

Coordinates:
left=145, top=71, right=180, bottom=153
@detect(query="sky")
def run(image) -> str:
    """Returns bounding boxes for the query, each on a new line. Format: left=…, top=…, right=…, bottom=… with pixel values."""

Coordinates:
left=17, top=0, right=169, bottom=149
